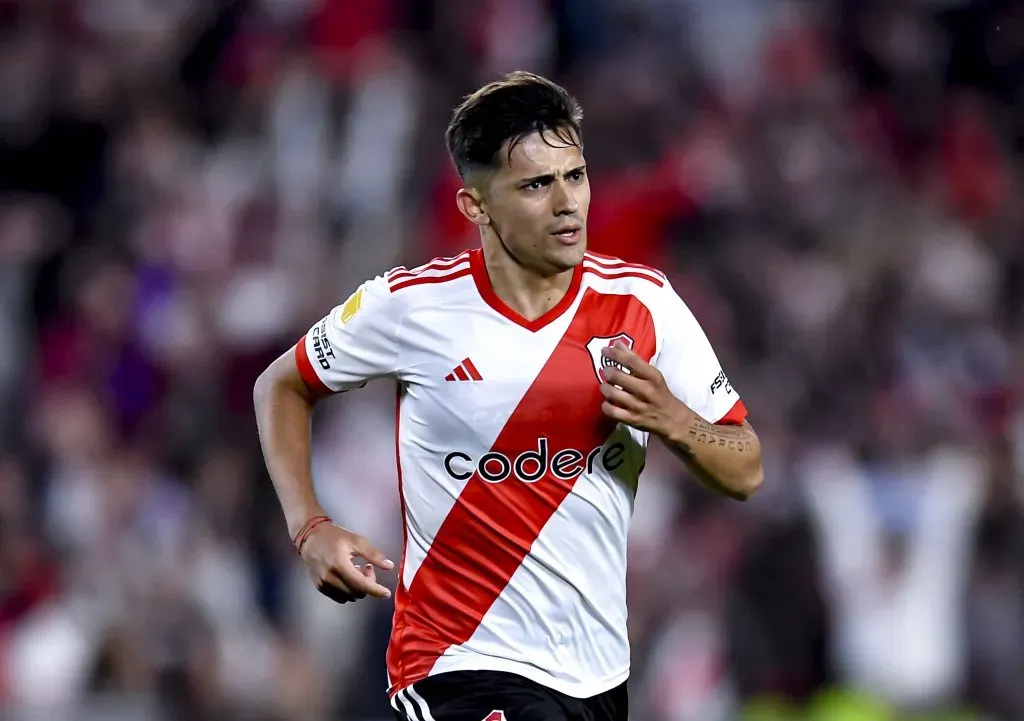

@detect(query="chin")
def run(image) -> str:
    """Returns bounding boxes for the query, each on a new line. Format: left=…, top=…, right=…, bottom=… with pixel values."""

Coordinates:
left=550, top=239, right=586, bottom=270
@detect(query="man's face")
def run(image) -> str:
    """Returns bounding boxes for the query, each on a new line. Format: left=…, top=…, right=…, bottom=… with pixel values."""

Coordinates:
left=479, top=129, right=590, bottom=274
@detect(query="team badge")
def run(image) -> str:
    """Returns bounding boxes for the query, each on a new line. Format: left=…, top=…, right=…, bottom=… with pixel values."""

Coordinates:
left=586, top=333, right=635, bottom=383
left=338, top=287, right=364, bottom=325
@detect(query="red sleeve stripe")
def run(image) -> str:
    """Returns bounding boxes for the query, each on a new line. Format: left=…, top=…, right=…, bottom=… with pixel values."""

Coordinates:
left=581, top=266, right=665, bottom=287
left=584, top=252, right=666, bottom=279
left=716, top=399, right=747, bottom=426
left=390, top=267, right=473, bottom=293
left=388, top=262, right=470, bottom=285
left=387, top=252, right=471, bottom=283
left=295, top=336, right=331, bottom=396
left=582, top=260, right=665, bottom=283
left=585, top=251, right=664, bottom=274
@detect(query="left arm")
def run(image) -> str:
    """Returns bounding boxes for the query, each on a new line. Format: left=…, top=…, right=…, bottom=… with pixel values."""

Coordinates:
left=600, top=345, right=763, bottom=500
left=661, top=413, right=762, bottom=501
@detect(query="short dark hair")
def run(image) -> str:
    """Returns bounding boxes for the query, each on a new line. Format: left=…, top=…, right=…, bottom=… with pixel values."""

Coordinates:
left=445, top=71, right=583, bottom=182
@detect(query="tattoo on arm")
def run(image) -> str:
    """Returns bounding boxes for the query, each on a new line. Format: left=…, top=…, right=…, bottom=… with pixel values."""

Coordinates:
left=678, top=417, right=755, bottom=455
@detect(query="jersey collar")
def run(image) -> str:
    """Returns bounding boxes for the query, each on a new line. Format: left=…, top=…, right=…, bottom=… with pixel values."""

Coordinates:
left=469, top=248, right=584, bottom=332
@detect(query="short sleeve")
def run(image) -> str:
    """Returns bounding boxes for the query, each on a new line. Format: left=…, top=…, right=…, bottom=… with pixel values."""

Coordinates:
left=653, top=282, right=747, bottom=425
left=295, top=275, right=402, bottom=394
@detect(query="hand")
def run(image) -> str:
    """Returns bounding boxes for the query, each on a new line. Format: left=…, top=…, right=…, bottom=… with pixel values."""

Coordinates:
left=299, top=522, right=394, bottom=604
left=599, top=344, right=690, bottom=437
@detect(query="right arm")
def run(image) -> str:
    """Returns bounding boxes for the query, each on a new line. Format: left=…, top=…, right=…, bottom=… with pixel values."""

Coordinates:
left=254, top=277, right=401, bottom=602
left=253, top=346, right=392, bottom=602
left=253, top=346, right=328, bottom=541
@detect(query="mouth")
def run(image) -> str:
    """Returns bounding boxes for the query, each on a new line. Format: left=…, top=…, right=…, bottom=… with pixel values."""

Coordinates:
left=550, top=225, right=582, bottom=245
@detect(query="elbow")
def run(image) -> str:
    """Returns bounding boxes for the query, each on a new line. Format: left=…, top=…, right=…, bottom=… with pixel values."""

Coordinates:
left=729, top=438, right=764, bottom=501
left=734, top=461, right=764, bottom=501
left=254, top=355, right=317, bottom=414
left=253, top=365, right=290, bottom=415
left=733, top=428, right=764, bottom=501
left=253, top=368, right=273, bottom=409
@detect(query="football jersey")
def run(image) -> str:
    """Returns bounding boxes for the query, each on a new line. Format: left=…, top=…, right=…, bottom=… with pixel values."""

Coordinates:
left=296, top=248, right=746, bottom=701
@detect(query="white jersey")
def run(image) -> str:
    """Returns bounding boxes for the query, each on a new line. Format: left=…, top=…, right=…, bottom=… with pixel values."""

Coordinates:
left=297, top=249, right=746, bottom=700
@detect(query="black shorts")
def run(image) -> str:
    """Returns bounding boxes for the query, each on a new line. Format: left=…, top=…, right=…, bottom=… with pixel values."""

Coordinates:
left=390, top=670, right=628, bottom=721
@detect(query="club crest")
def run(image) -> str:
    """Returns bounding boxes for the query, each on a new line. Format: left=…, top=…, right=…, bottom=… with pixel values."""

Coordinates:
left=586, top=333, right=635, bottom=383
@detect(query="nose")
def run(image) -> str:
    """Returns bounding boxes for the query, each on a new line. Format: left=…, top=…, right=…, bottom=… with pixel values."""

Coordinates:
left=551, top=178, right=579, bottom=216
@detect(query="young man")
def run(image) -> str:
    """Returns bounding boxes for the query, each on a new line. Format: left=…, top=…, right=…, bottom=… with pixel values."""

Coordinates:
left=254, top=71, right=763, bottom=721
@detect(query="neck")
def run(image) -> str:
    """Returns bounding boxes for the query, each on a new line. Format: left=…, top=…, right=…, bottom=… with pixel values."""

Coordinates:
left=480, top=238, right=576, bottom=322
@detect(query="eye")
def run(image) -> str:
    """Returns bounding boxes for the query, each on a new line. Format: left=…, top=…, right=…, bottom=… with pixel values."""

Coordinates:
left=523, top=179, right=547, bottom=191
left=568, top=169, right=586, bottom=182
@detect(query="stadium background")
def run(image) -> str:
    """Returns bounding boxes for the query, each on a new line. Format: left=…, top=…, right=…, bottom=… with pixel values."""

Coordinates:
left=1, top=0, right=1024, bottom=719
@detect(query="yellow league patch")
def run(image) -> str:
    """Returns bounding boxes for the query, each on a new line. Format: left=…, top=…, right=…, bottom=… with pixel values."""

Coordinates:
left=339, top=287, right=364, bottom=324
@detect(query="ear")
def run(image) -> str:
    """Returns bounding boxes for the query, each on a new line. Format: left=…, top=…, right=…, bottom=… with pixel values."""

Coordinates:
left=456, top=188, right=490, bottom=226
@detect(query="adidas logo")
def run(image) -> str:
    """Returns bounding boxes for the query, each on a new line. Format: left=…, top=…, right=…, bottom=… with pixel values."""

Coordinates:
left=445, top=358, right=483, bottom=382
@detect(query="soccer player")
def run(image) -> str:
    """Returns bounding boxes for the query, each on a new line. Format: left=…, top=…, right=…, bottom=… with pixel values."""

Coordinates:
left=254, top=71, right=763, bottom=721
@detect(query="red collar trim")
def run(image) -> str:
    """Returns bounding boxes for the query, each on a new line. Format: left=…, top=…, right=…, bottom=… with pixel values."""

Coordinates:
left=469, top=248, right=583, bottom=332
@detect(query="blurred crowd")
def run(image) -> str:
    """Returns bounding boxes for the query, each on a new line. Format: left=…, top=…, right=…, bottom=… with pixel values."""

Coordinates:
left=2, top=0, right=1024, bottom=720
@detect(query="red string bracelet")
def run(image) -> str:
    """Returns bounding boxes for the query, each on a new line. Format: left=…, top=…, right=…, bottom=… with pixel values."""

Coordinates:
left=293, top=515, right=331, bottom=555
left=295, top=516, right=331, bottom=555
left=292, top=514, right=330, bottom=546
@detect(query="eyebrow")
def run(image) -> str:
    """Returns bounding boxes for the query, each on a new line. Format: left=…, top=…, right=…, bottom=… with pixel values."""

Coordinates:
left=518, top=163, right=587, bottom=185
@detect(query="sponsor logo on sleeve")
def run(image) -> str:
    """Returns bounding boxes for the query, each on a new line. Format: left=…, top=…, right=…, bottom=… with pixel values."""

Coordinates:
left=311, top=319, right=336, bottom=370
left=710, top=369, right=733, bottom=395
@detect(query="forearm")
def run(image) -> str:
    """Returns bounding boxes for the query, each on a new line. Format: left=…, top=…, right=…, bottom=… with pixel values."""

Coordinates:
left=253, top=365, right=326, bottom=538
left=661, top=407, right=763, bottom=500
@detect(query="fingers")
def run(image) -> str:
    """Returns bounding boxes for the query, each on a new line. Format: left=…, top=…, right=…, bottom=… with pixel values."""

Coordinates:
left=339, top=535, right=394, bottom=599
left=336, top=562, right=392, bottom=600
left=315, top=571, right=359, bottom=604
left=351, top=537, right=395, bottom=572
left=302, top=526, right=396, bottom=603
left=601, top=400, right=639, bottom=426
left=599, top=382, right=645, bottom=413
left=599, top=364, right=648, bottom=430
left=352, top=563, right=378, bottom=585
left=316, top=564, right=392, bottom=604
left=601, top=346, right=654, bottom=379
left=317, top=586, right=353, bottom=604
left=602, top=366, right=647, bottom=396
left=354, top=564, right=392, bottom=600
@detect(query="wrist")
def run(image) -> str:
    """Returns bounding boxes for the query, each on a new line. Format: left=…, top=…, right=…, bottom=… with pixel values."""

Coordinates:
left=293, top=514, right=332, bottom=556
left=662, top=400, right=697, bottom=446
left=287, top=506, right=328, bottom=539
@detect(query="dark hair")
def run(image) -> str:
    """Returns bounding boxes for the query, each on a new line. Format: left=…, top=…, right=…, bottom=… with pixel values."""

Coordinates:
left=445, top=71, right=583, bottom=181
